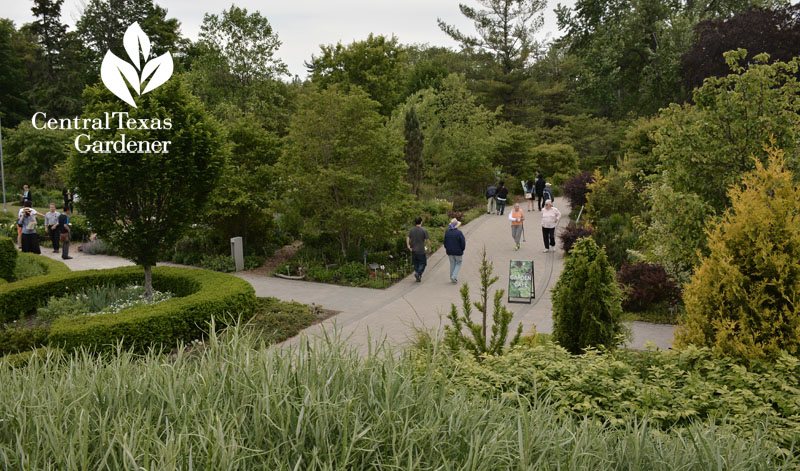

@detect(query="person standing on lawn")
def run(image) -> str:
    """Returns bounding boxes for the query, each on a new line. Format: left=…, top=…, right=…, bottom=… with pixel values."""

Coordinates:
left=508, top=202, right=525, bottom=251
left=486, top=182, right=497, bottom=214
left=495, top=181, right=509, bottom=215
left=444, top=218, right=466, bottom=284
left=535, top=172, right=546, bottom=211
left=57, top=210, right=73, bottom=259
left=541, top=199, right=561, bottom=252
left=406, top=216, right=431, bottom=282
left=44, top=203, right=61, bottom=253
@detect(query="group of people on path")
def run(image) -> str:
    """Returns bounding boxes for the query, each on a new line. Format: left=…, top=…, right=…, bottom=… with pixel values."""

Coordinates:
left=407, top=175, right=562, bottom=284
left=406, top=216, right=465, bottom=284
left=485, top=181, right=510, bottom=215
left=15, top=184, right=73, bottom=259
left=522, top=171, right=554, bottom=212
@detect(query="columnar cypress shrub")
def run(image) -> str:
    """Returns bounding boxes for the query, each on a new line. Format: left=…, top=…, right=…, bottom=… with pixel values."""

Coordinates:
left=676, top=150, right=800, bottom=360
left=552, top=237, right=623, bottom=354
left=0, top=236, right=16, bottom=281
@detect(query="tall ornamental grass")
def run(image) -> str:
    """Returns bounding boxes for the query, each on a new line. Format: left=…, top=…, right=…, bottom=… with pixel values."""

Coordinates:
left=0, top=327, right=795, bottom=470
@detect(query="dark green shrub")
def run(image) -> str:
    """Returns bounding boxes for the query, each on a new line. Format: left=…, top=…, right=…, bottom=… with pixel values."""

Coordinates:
left=451, top=194, right=482, bottom=212
left=337, top=262, right=368, bottom=283
left=0, top=266, right=255, bottom=353
left=592, top=213, right=639, bottom=268
left=0, top=327, right=49, bottom=356
left=428, top=213, right=450, bottom=228
left=0, top=236, right=17, bottom=281
left=306, top=265, right=334, bottom=283
left=552, top=237, right=624, bottom=354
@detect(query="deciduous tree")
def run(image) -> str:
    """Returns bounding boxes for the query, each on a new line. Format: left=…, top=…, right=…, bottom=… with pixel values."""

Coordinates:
left=69, top=77, right=223, bottom=297
left=280, top=86, right=412, bottom=257
left=307, top=35, right=408, bottom=116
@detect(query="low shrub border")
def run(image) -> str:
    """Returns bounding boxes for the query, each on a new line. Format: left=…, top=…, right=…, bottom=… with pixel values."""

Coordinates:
left=0, top=266, right=256, bottom=354
left=21, top=253, right=71, bottom=277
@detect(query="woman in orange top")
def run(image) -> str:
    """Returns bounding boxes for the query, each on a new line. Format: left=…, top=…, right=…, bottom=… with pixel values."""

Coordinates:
left=508, top=202, right=525, bottom=250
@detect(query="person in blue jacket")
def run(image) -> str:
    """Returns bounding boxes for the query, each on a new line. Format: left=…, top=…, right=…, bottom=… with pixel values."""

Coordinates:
left=444, top=218, right=466, bottom=284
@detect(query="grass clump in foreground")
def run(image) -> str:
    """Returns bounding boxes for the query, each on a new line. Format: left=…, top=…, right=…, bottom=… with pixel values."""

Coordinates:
left=0, top=326, right=797, bottom=470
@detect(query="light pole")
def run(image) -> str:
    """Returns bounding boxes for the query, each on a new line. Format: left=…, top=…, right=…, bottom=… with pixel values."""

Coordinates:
left=0, top=118, right=6, bottom=213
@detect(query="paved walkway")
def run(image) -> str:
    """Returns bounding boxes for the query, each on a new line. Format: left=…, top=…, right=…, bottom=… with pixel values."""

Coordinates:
left=37, top=200, right=675, bottom=352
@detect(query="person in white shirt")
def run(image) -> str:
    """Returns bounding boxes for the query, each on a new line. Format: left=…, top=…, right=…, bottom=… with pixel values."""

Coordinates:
left=44, top=203, right=61, bottom=253
left=16, top=202, right=42, bottom=247
left=541, top=199, right=561, bottom=252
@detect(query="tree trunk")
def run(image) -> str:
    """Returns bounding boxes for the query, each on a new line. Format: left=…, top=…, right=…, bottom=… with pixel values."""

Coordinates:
left=143, top=264, right=153, bottom=301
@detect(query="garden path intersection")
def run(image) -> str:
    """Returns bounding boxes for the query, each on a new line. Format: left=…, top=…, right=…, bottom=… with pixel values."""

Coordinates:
left=37, top=198, right=675, bottom=353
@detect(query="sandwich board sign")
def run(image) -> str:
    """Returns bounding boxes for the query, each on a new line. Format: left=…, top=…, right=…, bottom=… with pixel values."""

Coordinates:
left=508, top=260, right=534, bottom=303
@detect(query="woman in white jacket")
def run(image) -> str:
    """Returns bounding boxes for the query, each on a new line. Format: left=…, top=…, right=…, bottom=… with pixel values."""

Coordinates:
left=541, top=199, right=561, bottom=252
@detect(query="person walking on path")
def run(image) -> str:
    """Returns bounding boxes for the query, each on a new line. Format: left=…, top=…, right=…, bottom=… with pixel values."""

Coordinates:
left=44, top=203, right=61, bottom=253
left=509, top=202, right=525, bottom=251
left=486, top=182, right=497, bottom=214
left=18, top=207, right=41, bottom=254
left=525, top=178, right=535, bottom=211
left=543, top=182, right=555, bottom=205
left=496, top=181, right=509, bottom=215
left=444, top=218, right=466, bottom=284
left=535, top=173, right=546, bottom=211
left=541, top=199, right=561, bottom=252
left=57, top=210, right=73, bottom=259
left=406, top=216, right=431, bottom=282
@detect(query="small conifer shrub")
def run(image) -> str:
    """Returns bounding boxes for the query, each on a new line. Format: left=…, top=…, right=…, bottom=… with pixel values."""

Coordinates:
left=552, top=237, right=624, bottom=354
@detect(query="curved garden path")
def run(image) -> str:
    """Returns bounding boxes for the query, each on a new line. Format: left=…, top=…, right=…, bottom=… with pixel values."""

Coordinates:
left=36, top=197, right=675, bottom=352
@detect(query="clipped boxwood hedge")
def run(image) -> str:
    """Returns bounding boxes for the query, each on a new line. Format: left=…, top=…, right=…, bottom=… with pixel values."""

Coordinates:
left=0, top=236, right=16, bottom=281
left=0, top=266, right=256, bottom=354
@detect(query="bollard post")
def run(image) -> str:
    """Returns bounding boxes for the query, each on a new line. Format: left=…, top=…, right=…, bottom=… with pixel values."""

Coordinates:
left=230, top=237, right=244, bottom=271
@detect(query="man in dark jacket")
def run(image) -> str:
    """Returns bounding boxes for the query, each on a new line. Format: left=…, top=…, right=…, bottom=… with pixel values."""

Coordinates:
left=444, top=218, right=466, bottom=283
left=535, top=173, right=546, bottom=211
left=495, top=181, right=509, bottom=215
left=486, top=183, right=497, bottom=214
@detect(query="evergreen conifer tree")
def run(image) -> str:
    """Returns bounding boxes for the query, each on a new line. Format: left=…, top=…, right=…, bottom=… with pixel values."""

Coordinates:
left=676, top=148, right=800, bottom=360
left=552, top=237, right=624, bottom=354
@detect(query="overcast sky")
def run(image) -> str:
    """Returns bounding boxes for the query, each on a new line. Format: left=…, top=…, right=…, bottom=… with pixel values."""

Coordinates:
left=5, top=0, right=574, bottom=78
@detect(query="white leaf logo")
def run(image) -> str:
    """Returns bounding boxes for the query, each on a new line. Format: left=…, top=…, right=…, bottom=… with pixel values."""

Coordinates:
left=100, top=22, right=173, bottom=108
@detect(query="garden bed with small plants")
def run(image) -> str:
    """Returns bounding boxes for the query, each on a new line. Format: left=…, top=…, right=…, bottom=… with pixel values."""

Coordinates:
left=276, top=201, right=484, bottom=288
left=0, top=266, right=256, bottom=357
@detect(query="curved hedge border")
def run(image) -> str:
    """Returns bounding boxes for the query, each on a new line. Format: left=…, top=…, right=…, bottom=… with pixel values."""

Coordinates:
left=0, top=266, right=256, bottom=354
left=20, top=253, right=71, bottom=277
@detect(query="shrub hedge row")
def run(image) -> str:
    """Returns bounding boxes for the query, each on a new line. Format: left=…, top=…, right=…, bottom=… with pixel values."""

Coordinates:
left=0, top=236, right=16, bottom=281
left=0, top=266, right=256, bottom=354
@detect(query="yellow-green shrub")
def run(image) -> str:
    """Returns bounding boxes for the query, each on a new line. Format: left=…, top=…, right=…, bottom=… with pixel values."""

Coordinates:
left=677, top=149, right=800, bottom=360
